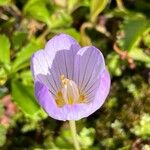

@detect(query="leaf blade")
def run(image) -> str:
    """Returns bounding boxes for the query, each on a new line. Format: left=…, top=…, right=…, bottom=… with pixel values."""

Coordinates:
left=0, top=35, right=10, bottom=64
left=11, top=80, right=40, bottom=116
left=12, top=40, right=42, bottom=72
left=90, top=0, right=108, bottom=22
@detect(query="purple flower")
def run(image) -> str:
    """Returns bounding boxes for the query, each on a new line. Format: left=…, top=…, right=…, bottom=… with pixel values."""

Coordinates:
left=31, top=34, right=110, bottom=121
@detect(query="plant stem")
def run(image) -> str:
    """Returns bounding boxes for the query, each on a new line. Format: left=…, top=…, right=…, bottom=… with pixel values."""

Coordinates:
left=69, top=120, right=80, bottom=150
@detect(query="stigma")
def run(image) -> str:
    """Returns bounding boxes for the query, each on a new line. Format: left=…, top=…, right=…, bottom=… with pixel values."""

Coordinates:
left=55, top=75, right=86, bottom=107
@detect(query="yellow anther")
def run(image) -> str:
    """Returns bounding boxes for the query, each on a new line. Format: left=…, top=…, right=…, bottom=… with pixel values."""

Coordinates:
left=60, top=75, right=69, bottom=86
left=55, top=91, right=65, bottom=107
left=78, top=92, right=87, bottom=103
left=60, top=74, right=65, bottom=80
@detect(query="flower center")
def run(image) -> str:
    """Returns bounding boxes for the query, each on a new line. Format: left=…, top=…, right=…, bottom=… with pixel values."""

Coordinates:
left=55, top=75, right=86, bottom=107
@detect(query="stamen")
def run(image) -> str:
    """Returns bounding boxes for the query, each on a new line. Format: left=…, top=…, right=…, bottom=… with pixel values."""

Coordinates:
left=61, top=75, right=69, bottom=86
left=55, top=91, right=65, bottom=107
left=55, top=75, right=87, bottom=107
left=78, top=93, right=87, bottom=103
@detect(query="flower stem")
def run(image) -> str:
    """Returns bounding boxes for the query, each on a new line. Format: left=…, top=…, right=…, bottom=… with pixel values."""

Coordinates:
left=69, top=120, right=80, bottom=150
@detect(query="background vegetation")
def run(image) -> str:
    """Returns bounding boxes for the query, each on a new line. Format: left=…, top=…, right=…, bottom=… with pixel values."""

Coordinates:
left=0, top=0, right=150, bottom=149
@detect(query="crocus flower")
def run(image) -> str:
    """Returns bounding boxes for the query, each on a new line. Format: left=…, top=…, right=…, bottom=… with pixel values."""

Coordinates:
left=31, top=34, right=110, bottom=121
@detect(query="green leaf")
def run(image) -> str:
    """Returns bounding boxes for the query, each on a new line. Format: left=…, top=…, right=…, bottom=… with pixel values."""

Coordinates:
left=90, top=0, right=108, bottom=22
left=0, top=34, right=10, bottom=64
left=107, top=52, right=122, bottom=76
left=129, top=48, right=150, bottom=63
left=0, top=102, right=4, bottom=116
left=143, top=28, right=150, bottom=48
left=11, top=80, right=40, bottom=116
left=12, top=31, right=27, bottom=50
left=79, top=127, right=95, bottom=149
left=0, top=0, right=10, bottom=6
left=0, top=67, right=7, bottom=86
left=55, top=130, right=72, bottom=148
left=24, top=0, right=51, bottom=26
left=0, top=125, right=7, bottom=147
left=131, top=113, right=150, bottom=139
left=67, top=0, right=90, bottom=13
left=67, top=0, right=79, bottom=13
left=12, top=40, right=42, bottom=72
left=20, top=70, right=32, bottom=80
left=50, top=10, right=72, bottom=29
left=120, top=16, right=149, bottom=51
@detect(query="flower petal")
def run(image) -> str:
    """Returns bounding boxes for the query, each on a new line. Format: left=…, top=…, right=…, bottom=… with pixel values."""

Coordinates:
left=35, top=81, right=85, bottom=121
left=35, top=81, right=67, bottom=120
left=44, top=34, right=80, bottom=79
left=31, top=34, right=81, bottom=96
left=65, top=69, right=111, bottom=120
left=31, top=50, right=60, bottom=96
left=45, top=33, right=80, bottom=56
left=51, top=49, right=76, bottom=79
left=34, top=69, right=110, bottom=121
left=74, top=46, right=105, bottom=93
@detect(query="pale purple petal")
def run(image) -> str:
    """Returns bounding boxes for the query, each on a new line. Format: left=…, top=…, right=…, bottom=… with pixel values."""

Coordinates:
left=68, top=69, right=111, bottom=120
left=31, top=34, right=81, bottom=96
left=35, top=81, right=85, bottom=121
left=44, top=34, right=80, bottom=79
left=66, top=69, right=110, bottom=120
left=35, top=81, right=66, bottom=120
left=34, top=69, right=110, bottom=121
left=52, top=50, right=76, bottom=79
left=31, top=50, right=57, bottom=97
left=44, top=34, right=80, bottom=61
left=74, top=46, right=105, bottom=92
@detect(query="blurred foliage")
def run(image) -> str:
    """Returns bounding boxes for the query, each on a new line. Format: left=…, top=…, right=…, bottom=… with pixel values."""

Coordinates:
left=131, top=113, right=150, bottom=140
left=0, top=0, right=150, bottom=149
